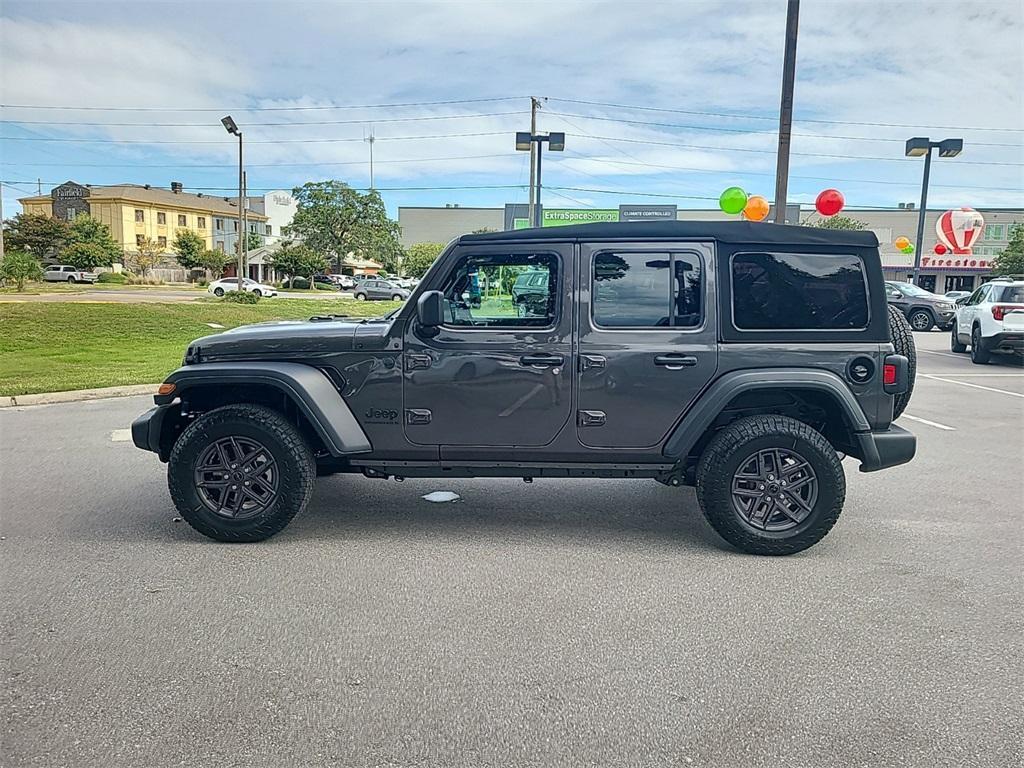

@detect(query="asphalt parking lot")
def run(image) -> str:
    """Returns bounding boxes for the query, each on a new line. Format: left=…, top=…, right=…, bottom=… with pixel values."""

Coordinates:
left=1, top=331, right=1021, bottom=768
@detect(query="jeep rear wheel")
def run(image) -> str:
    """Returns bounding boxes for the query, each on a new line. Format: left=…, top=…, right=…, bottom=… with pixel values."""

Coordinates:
left=168, top=404, right=315, bottom=542
left=887, top=305, right=917, bottom=419
left=695, top=415, right=845, bottom=556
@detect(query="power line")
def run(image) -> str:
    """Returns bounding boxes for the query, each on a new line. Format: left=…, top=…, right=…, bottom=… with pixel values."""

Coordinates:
left=0, top=152, right=513, bottom=169
left=0, top=111, right=526, bottom=128
left=546, top=111, right=1022, bottom=148
left=546, top=97, right=1024, bottom=133
left=3, top=180, right=530, bottom=193
left=0, top=96, right=528, bottom=113
left=0, top=130, right=508, bottom=145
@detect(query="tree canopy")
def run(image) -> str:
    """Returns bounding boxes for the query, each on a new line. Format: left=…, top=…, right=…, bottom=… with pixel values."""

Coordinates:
left=404, top=242, right=445, bottom=278
left=1, top=251, right=44, bottom=290
left=3, top=213, right=70, bottom=257
left=61, top=216, right=122, bottom=270
left=268, top=241, right=328, bottom=286
left=284, top=181, right=403, bottom=273
left=173, top=229, right=207, bottom=270
left=990, top=223, right=1024, bottom=277
left=802, top=215, right=869, bottom=230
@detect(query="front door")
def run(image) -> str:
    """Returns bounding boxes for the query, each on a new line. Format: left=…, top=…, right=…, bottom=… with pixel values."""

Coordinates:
left=577, top=242, right=718, bottom=449
left=403, top=244, right=574, bottom=446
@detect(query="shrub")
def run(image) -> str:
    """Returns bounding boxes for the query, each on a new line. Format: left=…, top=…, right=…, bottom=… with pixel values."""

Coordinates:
left=220, top=290, right=260, bottom=304
left=290, top=276, right=311, bottom=289
left=196, top=278, right=209, bottom=288
left=0, top=250, right=44, bottom=290
left=97, top=272, right=127, bottom=284
left=124, top=273, right=165, bottom=286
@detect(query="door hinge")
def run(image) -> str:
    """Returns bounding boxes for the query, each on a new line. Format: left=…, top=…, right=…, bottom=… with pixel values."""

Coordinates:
left=404, top=353, right=431, bottom=371
left=405, top=408, right=432, bottom=425
left=577, top=410, right=606, bottom=427
left=579, top=354, right=606, bottom=372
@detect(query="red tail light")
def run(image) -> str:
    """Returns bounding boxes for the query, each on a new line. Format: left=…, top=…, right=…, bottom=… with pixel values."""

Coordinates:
left=991, top=304, right=1024, bottom=321
left=883, top=363, right=897, bottom=386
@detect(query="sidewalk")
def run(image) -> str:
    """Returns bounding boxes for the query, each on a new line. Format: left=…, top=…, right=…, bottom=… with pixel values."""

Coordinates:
left=0, top=383, right=158, bottom=408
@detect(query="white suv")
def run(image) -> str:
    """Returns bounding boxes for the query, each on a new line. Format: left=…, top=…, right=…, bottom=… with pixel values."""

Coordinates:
left=951, top=278, right=1024, bottom=364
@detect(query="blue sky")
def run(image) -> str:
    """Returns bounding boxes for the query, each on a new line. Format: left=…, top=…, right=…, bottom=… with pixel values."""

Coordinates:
left=1, top=0, right=1021, bottom=219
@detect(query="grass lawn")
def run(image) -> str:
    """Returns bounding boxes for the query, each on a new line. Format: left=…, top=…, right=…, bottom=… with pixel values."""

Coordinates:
left=0, top=281, right=204, bottom=294
left=0, top=298, right=400, bottom=396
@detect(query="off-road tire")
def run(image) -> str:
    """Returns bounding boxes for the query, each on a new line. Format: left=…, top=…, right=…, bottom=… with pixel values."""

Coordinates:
left=695, top=415, right=846, bottom=556
left=888, top=305, right=916, bottom=419
left=950, top=325, right=967, bottom=353
left=908, top=309, right=934, bottom=332
left=213, top=287, right=225, bottom=297
left=970, top=326, right=991, bottom=365
left=168, top=404, right=315, bottom=542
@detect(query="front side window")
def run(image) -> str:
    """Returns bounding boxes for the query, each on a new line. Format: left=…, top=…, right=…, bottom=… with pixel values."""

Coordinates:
left=592, top=251, right=702, bottom=328
left=732, top=252, right=869, bottom=330
left=441, top=252, right=557, bottom=327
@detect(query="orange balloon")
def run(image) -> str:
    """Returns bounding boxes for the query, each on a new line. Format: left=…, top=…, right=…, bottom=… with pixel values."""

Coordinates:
left=894, top=236, right=911, bottom=250
left=743, top=195, right=770, bottom=222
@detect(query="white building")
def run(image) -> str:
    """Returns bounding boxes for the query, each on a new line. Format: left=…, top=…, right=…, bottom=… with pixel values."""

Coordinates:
left=247, top=190, right=298, bottom=244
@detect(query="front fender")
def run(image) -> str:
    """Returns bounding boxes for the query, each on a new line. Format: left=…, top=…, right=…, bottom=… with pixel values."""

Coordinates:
left=158, top=362, right=371, bottom=456
left=662, top=368, right=871, bottom=459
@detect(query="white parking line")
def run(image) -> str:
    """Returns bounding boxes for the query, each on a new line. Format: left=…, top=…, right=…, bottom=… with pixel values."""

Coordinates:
left=920, top=374, right=1024, bottom=398
left=926, top=373, right=1024, bottom=377
left=917, top=350, right=964, bottom=359
left=110, top=429, right=132, bottom=442
left=902, top=414, right=956, bottom=431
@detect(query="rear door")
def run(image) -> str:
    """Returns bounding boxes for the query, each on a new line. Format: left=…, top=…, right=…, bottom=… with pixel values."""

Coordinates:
left=576, top=242, right=718, bottom=449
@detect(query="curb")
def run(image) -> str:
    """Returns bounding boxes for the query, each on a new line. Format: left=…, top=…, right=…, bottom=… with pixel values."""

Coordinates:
left=0, top=383, right=159, bottom=408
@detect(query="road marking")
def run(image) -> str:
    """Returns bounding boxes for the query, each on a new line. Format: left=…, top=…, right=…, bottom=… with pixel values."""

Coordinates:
left=901, top=414, right=956, bottom=431
left=110, top=429, right=132, bottom=442
left=925, top=372, right=1024, bottom=377
left=917, top=350, right=965, bottom=359
left=920, top=374, right=1024, bottom=398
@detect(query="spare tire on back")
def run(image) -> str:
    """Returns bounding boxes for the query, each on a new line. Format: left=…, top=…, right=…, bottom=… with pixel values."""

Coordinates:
left=888, top=304, right=916, bottom=419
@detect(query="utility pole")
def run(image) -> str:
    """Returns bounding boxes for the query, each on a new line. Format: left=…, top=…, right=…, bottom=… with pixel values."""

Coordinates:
left=0, top=182, right=5, bottom=260
left=242, top=170, right=249, bottom=279
left=37, top=178, right=42, bottom=195
left=365, top=127, right=375, bottom=190
left=527, top=97, right=540, bottom=226
left=773, top=0, right=800, bottom=223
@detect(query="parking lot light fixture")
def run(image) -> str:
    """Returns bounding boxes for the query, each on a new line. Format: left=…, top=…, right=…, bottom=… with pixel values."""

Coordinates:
left=905, top=136, right=964, bottom=285
left=514, top=131, right=566, bottom=227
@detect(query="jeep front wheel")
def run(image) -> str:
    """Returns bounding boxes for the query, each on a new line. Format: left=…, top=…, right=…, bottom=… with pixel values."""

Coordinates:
left=695, top=415, right=845, bottom=556
left=167, top=404, right=315, bottom=542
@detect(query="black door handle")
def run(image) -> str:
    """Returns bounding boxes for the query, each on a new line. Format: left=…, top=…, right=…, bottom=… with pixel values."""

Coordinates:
left=654, top=354, right=698, bottom=369
left=520, top=353, right=564, bottom=367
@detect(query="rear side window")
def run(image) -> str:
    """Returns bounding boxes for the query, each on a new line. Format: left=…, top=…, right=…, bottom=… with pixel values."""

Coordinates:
left=731, top=252, right=869, bottom=330
left=592, top=251, right=702, bottom=328
left=992, top=285, right=1024, bottom=303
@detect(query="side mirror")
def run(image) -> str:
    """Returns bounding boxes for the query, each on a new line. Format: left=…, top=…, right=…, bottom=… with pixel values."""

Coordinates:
left=887, top=290, right=901, bottom=299
left=417, top=290, right=444, bottom=328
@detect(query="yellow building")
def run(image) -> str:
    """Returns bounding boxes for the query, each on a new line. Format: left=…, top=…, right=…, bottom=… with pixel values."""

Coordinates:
left=19, top=181, right=268, bottom=258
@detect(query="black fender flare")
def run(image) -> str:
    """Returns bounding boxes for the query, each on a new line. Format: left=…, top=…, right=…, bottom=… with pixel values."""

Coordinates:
left=662, top=368, right=870, bottom=459
left=158, top=362, right=371, bottom=456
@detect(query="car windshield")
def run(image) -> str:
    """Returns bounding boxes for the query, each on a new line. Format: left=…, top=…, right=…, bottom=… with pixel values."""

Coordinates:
left=893, top=282, right=937, bottom=298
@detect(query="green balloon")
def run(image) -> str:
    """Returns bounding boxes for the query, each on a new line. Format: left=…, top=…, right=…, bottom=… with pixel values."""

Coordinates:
left=719, top=186, right=748, bottom=215
left=902, top=244, right=915, bottom=254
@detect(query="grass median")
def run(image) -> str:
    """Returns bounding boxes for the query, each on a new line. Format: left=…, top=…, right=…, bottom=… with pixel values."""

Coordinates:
left=0, top=298, right=400, bottom=396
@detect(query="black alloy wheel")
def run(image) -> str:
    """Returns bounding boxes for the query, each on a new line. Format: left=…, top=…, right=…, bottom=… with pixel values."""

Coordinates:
left=193, top=436, right=279, bottom=519
left=730, top=447, right=819, bottom=532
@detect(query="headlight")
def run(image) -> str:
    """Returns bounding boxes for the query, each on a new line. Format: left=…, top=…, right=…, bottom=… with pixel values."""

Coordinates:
left=938, top=303, right=953, bottom=310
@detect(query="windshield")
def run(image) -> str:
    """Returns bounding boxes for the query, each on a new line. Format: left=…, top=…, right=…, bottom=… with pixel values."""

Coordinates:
left=892, top=282, right=937, bottom=298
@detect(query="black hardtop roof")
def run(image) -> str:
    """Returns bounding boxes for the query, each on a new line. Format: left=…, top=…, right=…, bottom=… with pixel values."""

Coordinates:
left=459, top=220, right=879, bottom=248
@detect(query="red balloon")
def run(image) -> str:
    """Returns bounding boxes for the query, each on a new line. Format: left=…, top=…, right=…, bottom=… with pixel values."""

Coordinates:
left=933, top=243, right=948, bottom=255
left=815, top=188, right=845, bottom=216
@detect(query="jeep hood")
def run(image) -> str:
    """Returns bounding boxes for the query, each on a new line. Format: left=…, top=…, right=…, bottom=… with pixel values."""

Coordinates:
left=188, top=316, right=395, bottom=362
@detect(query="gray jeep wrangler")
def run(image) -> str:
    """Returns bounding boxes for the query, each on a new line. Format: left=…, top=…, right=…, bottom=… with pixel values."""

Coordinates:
left=133, top=221, right=917, bottom=555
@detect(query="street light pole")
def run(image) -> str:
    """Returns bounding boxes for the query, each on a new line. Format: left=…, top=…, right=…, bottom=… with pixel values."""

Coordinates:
left=516, top=130, right=564, bottom=229
left=222, top=116, right=244, bottom=282
left=527, top=97, right=539, bottom=226
left=534, top=140, right=544, bottom=228
left=906, top=137, right=963, bottom=286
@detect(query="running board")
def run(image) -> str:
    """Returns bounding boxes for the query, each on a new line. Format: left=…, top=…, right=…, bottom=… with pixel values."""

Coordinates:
left=349, top=460, right=677, bottom=481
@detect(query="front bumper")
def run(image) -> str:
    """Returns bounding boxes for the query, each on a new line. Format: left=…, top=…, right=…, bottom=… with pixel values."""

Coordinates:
left=132, top=404, right=174, bottom=457
left=855, top=424, right=916, bottom=473
left=935, top=309, right=956, bottom=328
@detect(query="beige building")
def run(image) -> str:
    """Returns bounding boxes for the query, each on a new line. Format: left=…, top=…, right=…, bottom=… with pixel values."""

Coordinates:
left=19, top=181, right=268, bottom=259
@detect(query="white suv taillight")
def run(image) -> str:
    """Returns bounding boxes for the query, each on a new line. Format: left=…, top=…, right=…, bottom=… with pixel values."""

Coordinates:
left=991, top=304, right=1024, bottom=321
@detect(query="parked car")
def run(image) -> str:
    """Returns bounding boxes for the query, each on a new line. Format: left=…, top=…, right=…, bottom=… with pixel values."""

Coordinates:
left=884, top=281, right=956, bottom=331
left=951, top=278, right=1024, bottom=364
left=335, top=274, right=357, bottom=290
left=944, top=290, right=971, bottom=303
left=43, top=264, right=97, bottom=283
left=512, top=268, right=551, bottom=318
left=311, top=274, right=341, bottom=290
left=207, top=277, right=278, bottom=297
left=352, top=279, right=409, bottom=301
left=133, top=220, right=915, bottom=555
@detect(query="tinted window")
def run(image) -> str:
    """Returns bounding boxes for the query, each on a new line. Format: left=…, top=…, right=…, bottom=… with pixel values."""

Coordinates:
left=732, top=252, right=868, bottom=330
left=442, top=252, right=557, bottom=327
left=592, top=252, right=702, bottom=328
left=993, top=285, right=1024, bottom=303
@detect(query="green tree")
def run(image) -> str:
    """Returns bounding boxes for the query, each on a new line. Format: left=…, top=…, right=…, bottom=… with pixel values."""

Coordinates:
left=268, top=241, right=327, bottom=287
left=990, top=223, right=1024, bottom=276
left=802, top=214, right=868, bottom=230
left=284, top=181, right=403, bottom=273
left=3, top=213, right=70, bottom=257
left=201, top=249, right=229, bottom=278
left=404, top=242, right=445, bottom=278
left=173, top=229, right=207, bottom=271
left=245, top=230, right=264, bottom=252
left=62, top=215, right=121, bottom=269
left=130, top=236, right=164, bottom=276
left=0, top=251, right=44, bottom=291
